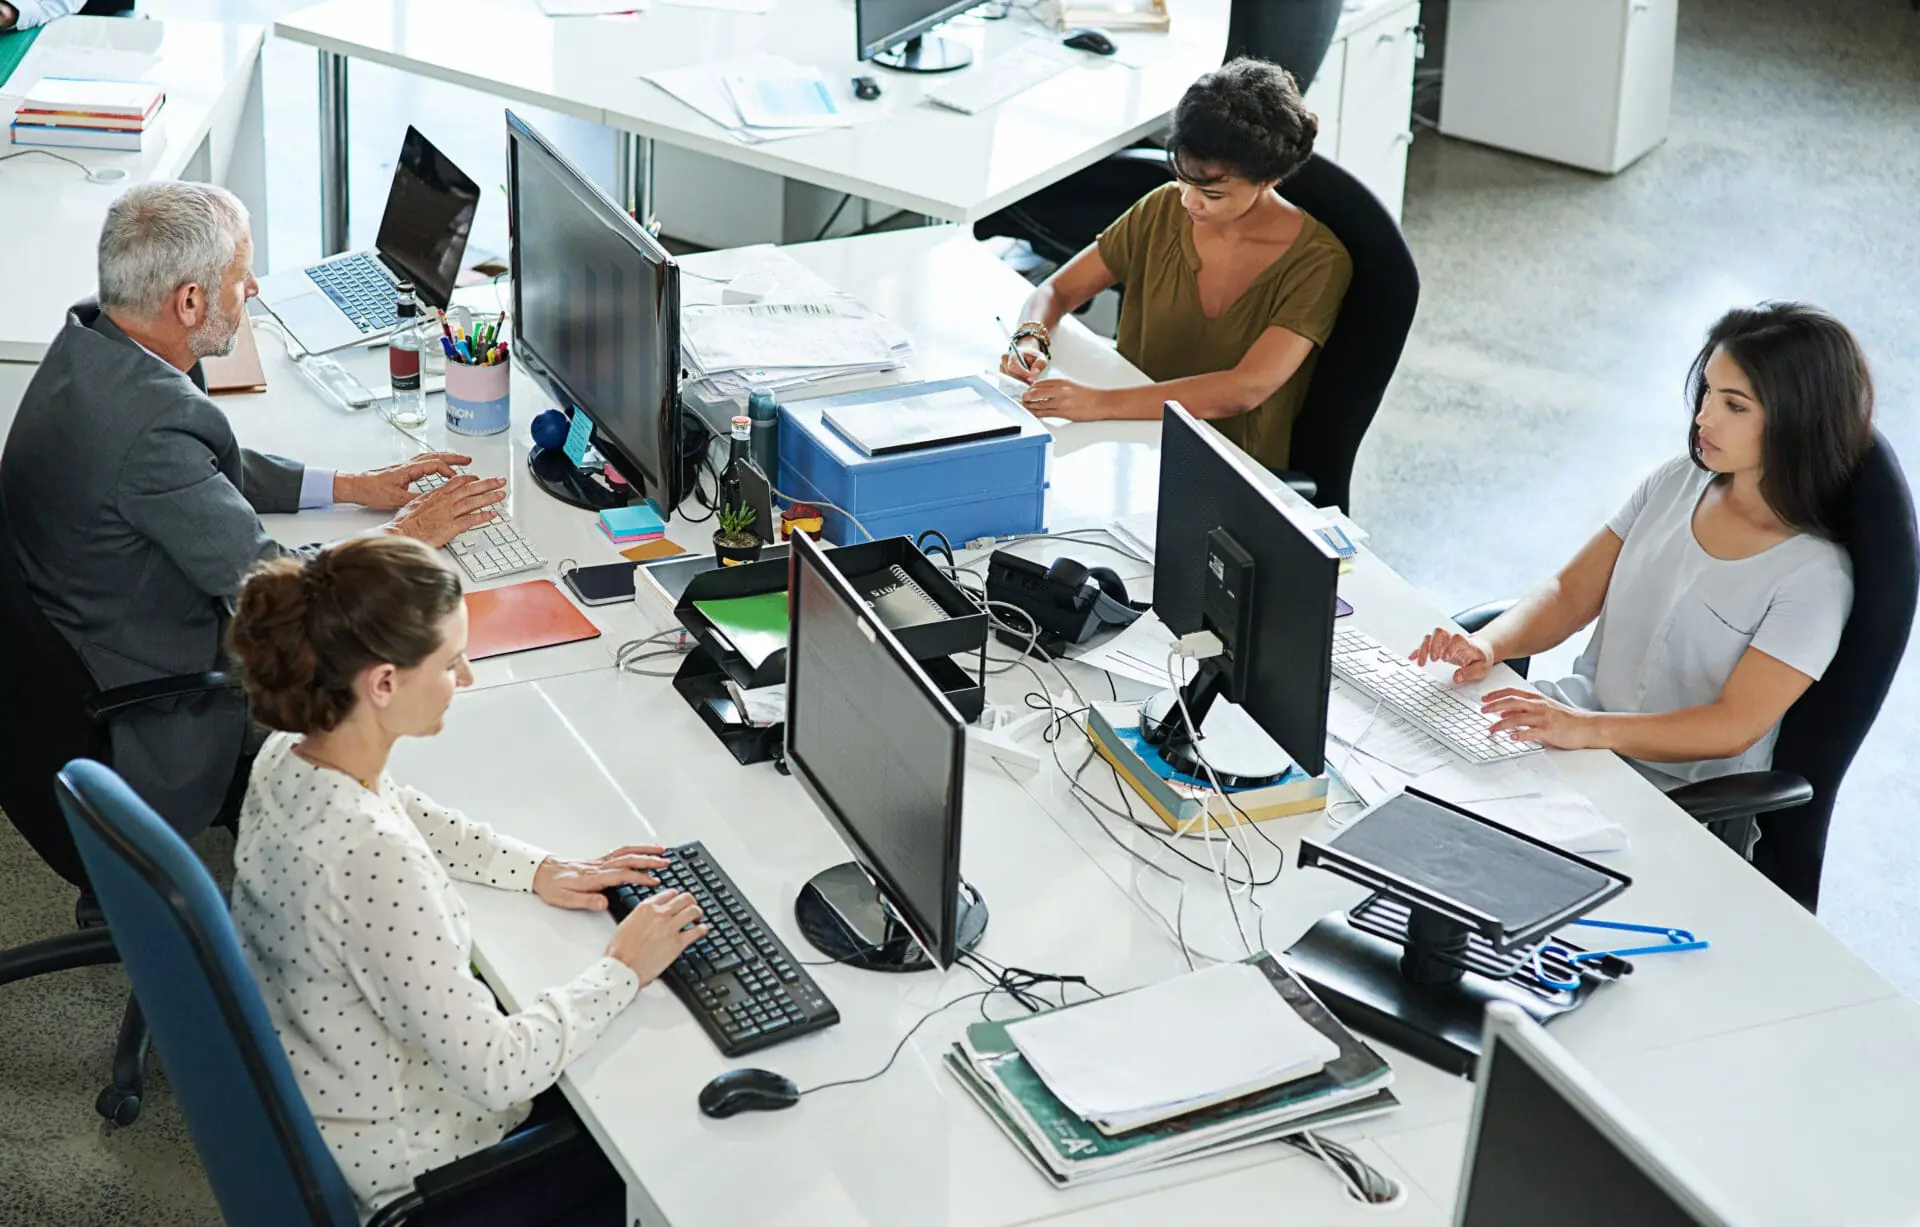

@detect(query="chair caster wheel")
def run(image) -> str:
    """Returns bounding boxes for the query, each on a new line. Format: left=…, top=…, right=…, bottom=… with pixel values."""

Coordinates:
left=95, top=1086, right=141, bottom=1126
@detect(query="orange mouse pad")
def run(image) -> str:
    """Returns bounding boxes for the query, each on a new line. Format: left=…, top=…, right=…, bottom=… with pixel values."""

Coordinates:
left=464, top=579, right=601, bottom=661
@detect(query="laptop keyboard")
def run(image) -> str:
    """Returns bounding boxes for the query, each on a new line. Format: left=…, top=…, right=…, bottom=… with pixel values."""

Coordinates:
left=304, top=254, right=402, bottom=335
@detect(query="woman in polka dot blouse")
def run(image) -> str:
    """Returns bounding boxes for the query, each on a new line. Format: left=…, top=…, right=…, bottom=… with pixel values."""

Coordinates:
left=224, top=536, right=709, bottom=1225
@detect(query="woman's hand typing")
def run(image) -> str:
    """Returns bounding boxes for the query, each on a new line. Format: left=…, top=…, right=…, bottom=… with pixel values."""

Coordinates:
left=533, top=845, right=670, bottom=911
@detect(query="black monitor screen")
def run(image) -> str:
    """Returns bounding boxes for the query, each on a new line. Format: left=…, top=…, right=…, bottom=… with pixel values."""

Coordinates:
left=375, top=125, right=480, bottom=311
left=507, top=112, right=680, bottom=506
left=1152, top=405, right=1339, bottom=775
left=785, top=535, right=965, bottom=966
left=1461, top=1036, right=1726, bottom=1226
left=856, top=0, right=974, bottom=59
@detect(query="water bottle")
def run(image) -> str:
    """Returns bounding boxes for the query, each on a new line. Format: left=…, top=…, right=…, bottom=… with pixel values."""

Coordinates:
left=747, top=388, right=779, bottom=485
left=387, top=285, right=427, bottom=428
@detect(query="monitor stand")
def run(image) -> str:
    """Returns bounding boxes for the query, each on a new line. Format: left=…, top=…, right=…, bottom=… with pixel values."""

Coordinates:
left=1140, top=656, right=1292, bottom=788
left=871, top=33, right=973, bottom=73
left=1285, top=901, right=1612, bottom=1079
left=794, top=862, right=987, bottom=972
left=526, top=444, right=633, bottom=512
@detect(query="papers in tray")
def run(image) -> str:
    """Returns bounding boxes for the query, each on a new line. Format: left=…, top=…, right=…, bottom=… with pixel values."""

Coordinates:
left=676, top=246, right=913, bottom=401
left=643, top=55, right=885, bottom=145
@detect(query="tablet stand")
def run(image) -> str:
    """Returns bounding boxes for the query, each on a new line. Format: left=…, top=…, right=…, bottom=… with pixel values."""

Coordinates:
left=1286, top=789, right=1633, bottom=1077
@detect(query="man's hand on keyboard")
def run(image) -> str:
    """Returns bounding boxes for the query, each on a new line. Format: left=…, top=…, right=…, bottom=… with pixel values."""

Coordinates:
left=386, top=473, right=506, bottom=548
left=534, top=846, right=672, bottom=912
left=1481, top=688, right=1598, bottom=751
left=606, top=889, right=709, bottom=987
left=1410, top=625, right=1499, bottom=685
left=335, top=452, right=473, bottom=510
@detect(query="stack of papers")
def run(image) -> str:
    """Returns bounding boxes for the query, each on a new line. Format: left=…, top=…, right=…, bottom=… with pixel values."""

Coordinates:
left=643, top=55, right=880, bottom=145
left=12, top=76, right=164, bottom=152
left=947, top=953, right=1397, bottom=1187
left=678, top=247, right=912, bottom=401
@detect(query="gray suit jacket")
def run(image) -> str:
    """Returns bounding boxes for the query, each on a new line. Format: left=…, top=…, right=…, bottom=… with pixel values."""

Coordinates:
left=1, top=300, right=305, bottom=832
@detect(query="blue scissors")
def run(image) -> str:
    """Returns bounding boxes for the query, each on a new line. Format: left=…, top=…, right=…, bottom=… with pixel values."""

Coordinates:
left=1531, top=918, right=1710, bottom=992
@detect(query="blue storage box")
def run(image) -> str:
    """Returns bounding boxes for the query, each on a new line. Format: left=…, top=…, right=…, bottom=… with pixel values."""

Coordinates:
left=777, top=375, right=1050, bottom=546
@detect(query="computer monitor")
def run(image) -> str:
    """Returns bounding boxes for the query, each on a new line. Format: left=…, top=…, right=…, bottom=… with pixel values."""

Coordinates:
left=783, top=531, right=987, bottom=972
left=855, top=0, right=976, bottom=72
left=1142, top=402, right=1341, bottom=786
left=506, top=110, right=683, bottom=514
left=1457, top=1005, right=1749, bottom=1227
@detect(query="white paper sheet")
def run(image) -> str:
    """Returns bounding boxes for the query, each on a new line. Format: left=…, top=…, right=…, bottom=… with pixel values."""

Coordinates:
left=1007, top=963, right=1340, bottom=1122
left=1070, top=611, right=1196, bottom=690
left=1415, top=755, right=1630, bottom=853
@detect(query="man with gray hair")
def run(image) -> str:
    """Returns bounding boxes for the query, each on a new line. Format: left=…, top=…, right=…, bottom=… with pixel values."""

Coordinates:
left=1, top=181, right=503, bottom=833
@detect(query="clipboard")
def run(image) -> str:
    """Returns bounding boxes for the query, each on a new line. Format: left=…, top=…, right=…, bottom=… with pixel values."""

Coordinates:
left=464, top=579, right=601, bottom=660
left=201, top=313, right=268, bottom=394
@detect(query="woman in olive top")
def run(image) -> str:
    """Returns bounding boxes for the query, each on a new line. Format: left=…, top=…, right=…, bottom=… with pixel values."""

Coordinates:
left=1001, top=58, right=1352, bottom=473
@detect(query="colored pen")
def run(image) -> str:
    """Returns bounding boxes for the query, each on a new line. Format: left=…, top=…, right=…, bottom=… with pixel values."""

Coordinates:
left=440, top=336, right=457, bottom=361
left=436, top=308, right=452, bottom=341
left=457, top=341, right=472, bottom=363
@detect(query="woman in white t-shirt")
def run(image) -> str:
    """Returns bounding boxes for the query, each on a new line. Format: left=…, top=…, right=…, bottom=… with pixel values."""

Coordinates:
left=1411, top=303, right=1874, bottom=851
left=225, top=536, right=709, bottom=1225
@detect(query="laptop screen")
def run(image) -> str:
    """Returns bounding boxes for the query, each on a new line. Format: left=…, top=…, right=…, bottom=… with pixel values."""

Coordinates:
left=375, top=126, right=480, bottom=310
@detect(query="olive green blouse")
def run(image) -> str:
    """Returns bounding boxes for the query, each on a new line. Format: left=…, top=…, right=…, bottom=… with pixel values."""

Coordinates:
left=1097, top=183, right=1352, bottom=470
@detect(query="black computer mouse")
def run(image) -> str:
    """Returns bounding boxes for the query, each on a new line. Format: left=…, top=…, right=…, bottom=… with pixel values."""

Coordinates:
left=853, top=75, right=882, bottom=101
left=698, top=1068, right=801, bottom=1118
left=1062, top=27, right=1117, bottom=55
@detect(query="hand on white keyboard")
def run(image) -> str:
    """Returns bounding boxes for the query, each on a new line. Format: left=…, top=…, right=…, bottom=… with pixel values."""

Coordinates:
left=387, top=474, right=506, bottom=549
left=1410, top=625, right=1498, bottom=685
left=339, top=452, right=473, bottom=510
left=1480, top=688, right=1598, bottom=752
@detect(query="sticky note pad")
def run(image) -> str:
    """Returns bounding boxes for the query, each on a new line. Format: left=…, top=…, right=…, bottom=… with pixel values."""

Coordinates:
left=598, top=505, right=667, bottom=538
left=622, top=539, right=687, bottom=563
left=563, top=408, right=595, bottom=467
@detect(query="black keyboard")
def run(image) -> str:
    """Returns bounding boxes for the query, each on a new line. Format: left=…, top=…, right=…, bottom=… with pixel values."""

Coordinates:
left=305, top=253, right=401, bottom=334
left=605, top=841, right=840, bottom=1057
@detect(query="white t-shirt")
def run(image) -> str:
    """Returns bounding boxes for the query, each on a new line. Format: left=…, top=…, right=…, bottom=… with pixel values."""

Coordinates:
left=231, top=732, right=640, bottom=1222
left=1549, top=457, right=1852, bottom=786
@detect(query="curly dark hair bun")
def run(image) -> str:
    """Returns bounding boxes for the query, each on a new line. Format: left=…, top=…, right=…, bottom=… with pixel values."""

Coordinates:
left=227, top=536, right=463, bottom=735
left=1168, top=57, right=1318, bottom=187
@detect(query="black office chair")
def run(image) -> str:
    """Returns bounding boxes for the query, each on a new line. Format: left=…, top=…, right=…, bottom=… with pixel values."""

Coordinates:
left=0, top=488, right=235, bottom=1124
left=979, top=148, right=1417, bottom=513
left=974, top=0, right=1343, bottom=265
left=1452, top=433, right=1919, bottom=912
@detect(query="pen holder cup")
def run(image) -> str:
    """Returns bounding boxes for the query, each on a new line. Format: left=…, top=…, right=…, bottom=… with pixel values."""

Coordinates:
left=445, top=356, right=511, bottom=436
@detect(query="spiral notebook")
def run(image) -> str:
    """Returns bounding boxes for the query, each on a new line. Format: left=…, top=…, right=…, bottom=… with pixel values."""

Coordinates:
left=856, top=565, right=947, bottom=632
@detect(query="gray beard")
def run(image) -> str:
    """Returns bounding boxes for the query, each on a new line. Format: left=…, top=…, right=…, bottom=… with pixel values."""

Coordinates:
left=189, top=300, right=241, bottom=360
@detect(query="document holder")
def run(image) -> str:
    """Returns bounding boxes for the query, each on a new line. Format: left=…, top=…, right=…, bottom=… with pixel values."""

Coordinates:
left=671, top=536, right=990, bottom=765
left=1286, top=788, right=1633, bottom=1077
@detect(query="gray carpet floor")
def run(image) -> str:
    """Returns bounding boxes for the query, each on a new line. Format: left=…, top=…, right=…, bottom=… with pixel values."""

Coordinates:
left=3, top=0, right=1917, bottom=1222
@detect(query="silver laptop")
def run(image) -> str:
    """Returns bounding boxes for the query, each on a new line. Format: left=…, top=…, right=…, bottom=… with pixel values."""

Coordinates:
left=256, top=125, right=479, bottom=355
left=1455, top=1004, right=1750, bottom=1226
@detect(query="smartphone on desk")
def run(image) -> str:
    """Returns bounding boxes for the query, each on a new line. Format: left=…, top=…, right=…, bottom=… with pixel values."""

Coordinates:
left=561, top=562, right=637, bottom=607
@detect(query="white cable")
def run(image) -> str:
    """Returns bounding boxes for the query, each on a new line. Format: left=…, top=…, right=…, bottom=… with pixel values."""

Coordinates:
left=1166, top=650, right=1259, bottom=957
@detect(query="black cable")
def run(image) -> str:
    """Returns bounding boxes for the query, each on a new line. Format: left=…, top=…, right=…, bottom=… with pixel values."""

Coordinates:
left=915, top=529, right=957, bottom=568
left=812, top=194, right=853, bottom=242
left=797, top=991, right=995, bottom=1097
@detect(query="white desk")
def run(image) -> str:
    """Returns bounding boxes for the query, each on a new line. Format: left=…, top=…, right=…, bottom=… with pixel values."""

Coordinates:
left=233, top=227, right=1920, bottom=1225
left=0, top=17, right=267, bottom=368
left=272, top=0, right=1230, bottom=253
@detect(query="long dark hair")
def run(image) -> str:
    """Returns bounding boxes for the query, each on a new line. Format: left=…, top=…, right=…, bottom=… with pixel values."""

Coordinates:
left=1687, top=302, right=1873, bottom=540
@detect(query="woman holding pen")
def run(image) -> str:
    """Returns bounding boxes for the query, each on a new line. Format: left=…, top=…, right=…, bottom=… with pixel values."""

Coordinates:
left=1000, top=58, right=1351, bottom=475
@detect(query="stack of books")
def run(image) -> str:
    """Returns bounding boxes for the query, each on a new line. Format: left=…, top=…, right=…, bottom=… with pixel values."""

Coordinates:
left=946, top=953, right=1397, bottom=1187
left=596, top=505, right=665, bottom=547
left=12, top=78, right=166, bottom=153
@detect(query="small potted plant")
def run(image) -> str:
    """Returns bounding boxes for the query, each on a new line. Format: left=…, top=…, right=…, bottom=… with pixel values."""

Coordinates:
left=713, top=503, right=762, bottom=566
